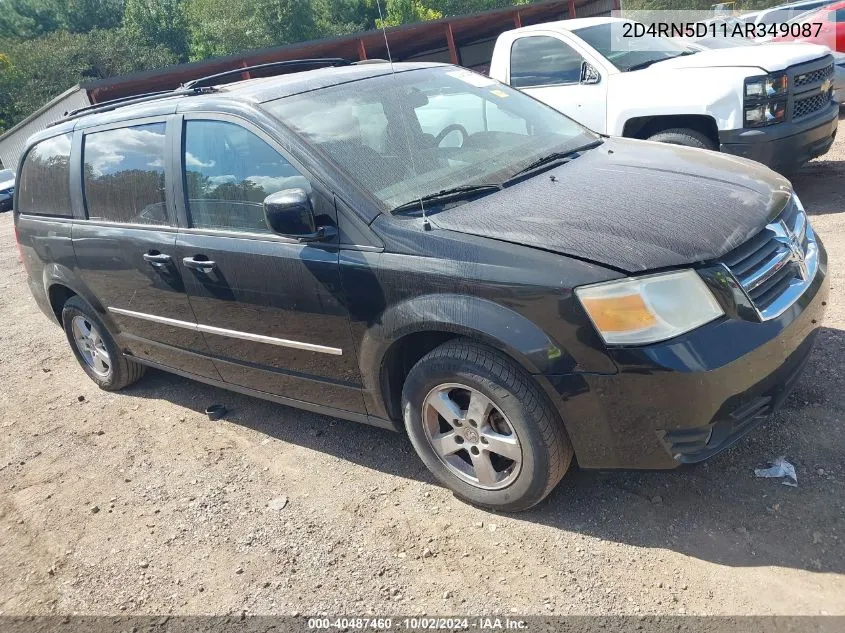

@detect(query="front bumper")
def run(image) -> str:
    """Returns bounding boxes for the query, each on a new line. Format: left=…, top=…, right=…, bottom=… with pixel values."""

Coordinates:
left=0, top=193, right=12, bottom=211
left=542, top=238, right=828, bottom=470
left=719, top=101, right=838, bottom=173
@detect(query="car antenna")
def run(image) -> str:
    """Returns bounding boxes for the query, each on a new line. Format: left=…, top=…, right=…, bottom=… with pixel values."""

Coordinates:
left=374, top=0, right=431, bottom=231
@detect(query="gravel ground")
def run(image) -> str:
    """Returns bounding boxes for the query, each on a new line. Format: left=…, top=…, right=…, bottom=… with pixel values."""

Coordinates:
left=1, top=120, right=844, bottom=617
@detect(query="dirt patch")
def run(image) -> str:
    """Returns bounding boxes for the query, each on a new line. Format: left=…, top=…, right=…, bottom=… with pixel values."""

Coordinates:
left=1, top=126, right=844, bottom=616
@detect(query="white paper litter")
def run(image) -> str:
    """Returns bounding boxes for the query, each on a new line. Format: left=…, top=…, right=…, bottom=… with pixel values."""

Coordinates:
left=754, top=457, right=798, bottom=487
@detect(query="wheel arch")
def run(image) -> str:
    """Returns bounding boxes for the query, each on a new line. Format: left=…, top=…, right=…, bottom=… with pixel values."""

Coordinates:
left=357, top=294, right=574, bottom=423
left=41, top=263, right=118, bottom=332
left=622, top=114, right=720, bottom=146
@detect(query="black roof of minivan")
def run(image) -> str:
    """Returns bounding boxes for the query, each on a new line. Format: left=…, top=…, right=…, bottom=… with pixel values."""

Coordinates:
left=27, top=62, right=443, bottom=148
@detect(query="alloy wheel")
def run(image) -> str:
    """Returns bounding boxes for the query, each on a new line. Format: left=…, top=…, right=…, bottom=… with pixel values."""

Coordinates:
left=71, top=315, right=112, bottom=378
left=421, top=383, right=522, bottom=490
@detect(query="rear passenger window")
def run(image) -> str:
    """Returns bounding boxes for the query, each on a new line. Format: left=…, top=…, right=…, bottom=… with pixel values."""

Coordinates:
left=83, top=123, right=167, bottom=225
left=510, top=36, right=585, bottom=88
left=183, top=120, right=310, bottom=234
left=17, top=133, right=73, bottom=217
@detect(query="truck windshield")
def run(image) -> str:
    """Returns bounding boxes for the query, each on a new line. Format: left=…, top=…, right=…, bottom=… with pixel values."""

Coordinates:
left=264, top=66, right=598, bottom=213
left=574, top=22, right=693, bottom=72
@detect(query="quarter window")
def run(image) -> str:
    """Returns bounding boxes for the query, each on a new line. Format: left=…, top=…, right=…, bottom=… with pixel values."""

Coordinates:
left=83, top=123, right=168, bottom=225
left=183, top=120, right=310, bottom=234
left=17, top=133, right=73, bottom=217
left=510, top=36, right=585, bottom=88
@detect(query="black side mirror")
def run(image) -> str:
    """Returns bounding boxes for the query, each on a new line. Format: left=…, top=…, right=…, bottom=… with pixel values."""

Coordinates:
left=263, top=189, right=336, bottom=242
left=580, top=62, right=601, bottom=85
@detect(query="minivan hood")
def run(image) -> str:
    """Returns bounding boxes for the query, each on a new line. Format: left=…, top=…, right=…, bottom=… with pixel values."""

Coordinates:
left=656, top=42, right=830, bottom=72
left=430, top=137, right=792, bottom=273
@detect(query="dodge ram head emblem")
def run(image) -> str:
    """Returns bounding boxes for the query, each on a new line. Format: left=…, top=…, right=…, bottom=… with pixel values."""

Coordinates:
left=773, top=219, right=809, bottom=281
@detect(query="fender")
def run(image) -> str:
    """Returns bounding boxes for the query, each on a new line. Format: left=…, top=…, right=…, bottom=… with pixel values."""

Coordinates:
left=607, top=66, right=753, bottom=135
left=357, top=293, right=576, bottom=420
left=41, top=263, right=121, bottom=334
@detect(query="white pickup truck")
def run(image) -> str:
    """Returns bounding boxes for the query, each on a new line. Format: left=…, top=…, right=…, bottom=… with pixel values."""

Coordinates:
left=488, top=17, right=838, bottom=173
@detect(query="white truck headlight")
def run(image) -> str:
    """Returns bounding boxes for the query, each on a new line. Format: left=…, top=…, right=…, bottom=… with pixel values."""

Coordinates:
left=575, top=270, right=724, bottom=345
left=744, top=73, right=788, bottom=128
left=745, top=101, right=786, bottom=126
left=745, top=73, right=788, bottom=99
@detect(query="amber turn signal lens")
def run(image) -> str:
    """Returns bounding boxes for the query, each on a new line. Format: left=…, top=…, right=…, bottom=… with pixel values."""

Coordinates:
left=579, top=293, right=657, bottom=333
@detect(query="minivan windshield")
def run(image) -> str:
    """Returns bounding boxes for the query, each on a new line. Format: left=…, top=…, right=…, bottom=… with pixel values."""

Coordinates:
left=264, top=66, right=598, bottom=212
left=574, top=22, right=694, bottom=71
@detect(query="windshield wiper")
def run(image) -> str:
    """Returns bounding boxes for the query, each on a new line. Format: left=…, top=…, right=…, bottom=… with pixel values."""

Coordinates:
left=504, top=140, right=602, bottom=185
left=391, top=184, right=502, bottom=215
left=626, top=50, right=696, bottom=72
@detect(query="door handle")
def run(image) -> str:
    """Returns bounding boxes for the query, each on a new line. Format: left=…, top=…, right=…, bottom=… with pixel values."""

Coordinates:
left=143, top=252, right=172, bottom=267
left=182, top=256, right=216, bottom=272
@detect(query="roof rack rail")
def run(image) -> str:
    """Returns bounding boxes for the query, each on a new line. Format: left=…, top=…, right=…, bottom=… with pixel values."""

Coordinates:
left=53, top=58, right=352, bottom=126
left=58, top=87, right=205, bottom=124
left=182, top=58, right=352, bottom=90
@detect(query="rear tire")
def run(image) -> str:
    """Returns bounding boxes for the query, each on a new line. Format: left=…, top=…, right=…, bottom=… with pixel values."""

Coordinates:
left=62, top=296, right=145, bottom=391
left=402, top=340, right=573, bottom=512
left=647, top=127, right=717, bottom=151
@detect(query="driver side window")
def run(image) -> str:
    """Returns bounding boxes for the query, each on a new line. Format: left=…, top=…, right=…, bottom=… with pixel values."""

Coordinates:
left=510, top=36, right=585, bottom=88
left=183, top=120, right=310, bottom=234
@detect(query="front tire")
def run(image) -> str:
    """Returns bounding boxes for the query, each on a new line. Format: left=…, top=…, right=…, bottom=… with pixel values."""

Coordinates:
left=62, top=296, right=145, bottom=391
left=647, top=127, right=717, bottom=151
left=402, top=340, right=573, bottom=512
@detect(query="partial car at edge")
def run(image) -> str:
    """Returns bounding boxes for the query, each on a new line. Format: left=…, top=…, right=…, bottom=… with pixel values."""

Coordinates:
left=0, top=169, right=15, bottom=212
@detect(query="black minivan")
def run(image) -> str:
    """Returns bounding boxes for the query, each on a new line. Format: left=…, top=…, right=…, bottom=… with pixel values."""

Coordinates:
left=14, top=61, right=827, bottom=511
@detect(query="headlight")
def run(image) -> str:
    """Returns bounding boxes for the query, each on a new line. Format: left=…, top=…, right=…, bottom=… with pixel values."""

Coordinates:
left=745, top=73, right=788, bottom=99
left=575, top=270, right=724, bottom=345
left=745, top=101, right=786, bottom=127
left=743, top=73, right=788, bottom=128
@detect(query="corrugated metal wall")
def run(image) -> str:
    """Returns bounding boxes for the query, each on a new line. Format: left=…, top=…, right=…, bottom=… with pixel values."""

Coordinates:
left=577, top=0, right=615, bottom=19
left=0, top=88, right=90, bottom=169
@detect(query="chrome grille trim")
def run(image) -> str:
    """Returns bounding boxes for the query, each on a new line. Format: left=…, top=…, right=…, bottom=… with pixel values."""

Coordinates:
left=741, top=246, right=794, bottom=293
left=723, top=198, right=819, bottom=321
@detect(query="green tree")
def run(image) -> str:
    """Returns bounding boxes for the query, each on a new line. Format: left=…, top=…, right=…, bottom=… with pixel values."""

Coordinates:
left=185, top=0, right=274, bottom=60
left=0, top=0, right=125, bottom=39
left=65, top=0, right=125, bottom=33
left=0, top=28, right=175, bottom=133
left=0, top=0, right=67, bottom=38
left=315, top=0, right=379, bottom=36
left=124, top=0, right=189, bottom=61
left=256, top=0, right=320, bottom=44
left=377, top=0, right=442, bottom=27
left=428, top=0, right=528, bottom=16
left=185, top=0, right=351, bottom=60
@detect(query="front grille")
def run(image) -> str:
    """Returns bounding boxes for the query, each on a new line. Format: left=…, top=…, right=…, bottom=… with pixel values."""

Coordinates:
left=786, top=57, right=835, bottom=122
left=794, top=63, right=834, bottom=88
left=794, top=91, right=830, bottom=119
left=721, top=197, right=818, bottom=320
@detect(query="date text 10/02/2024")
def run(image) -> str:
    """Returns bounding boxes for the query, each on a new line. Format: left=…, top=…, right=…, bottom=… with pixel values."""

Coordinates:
left=307, top=617, right=529, bottom=630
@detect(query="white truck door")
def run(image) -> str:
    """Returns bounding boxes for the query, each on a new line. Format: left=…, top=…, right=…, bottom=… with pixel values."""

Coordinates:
left=508, top=34, right=608, bottom=134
